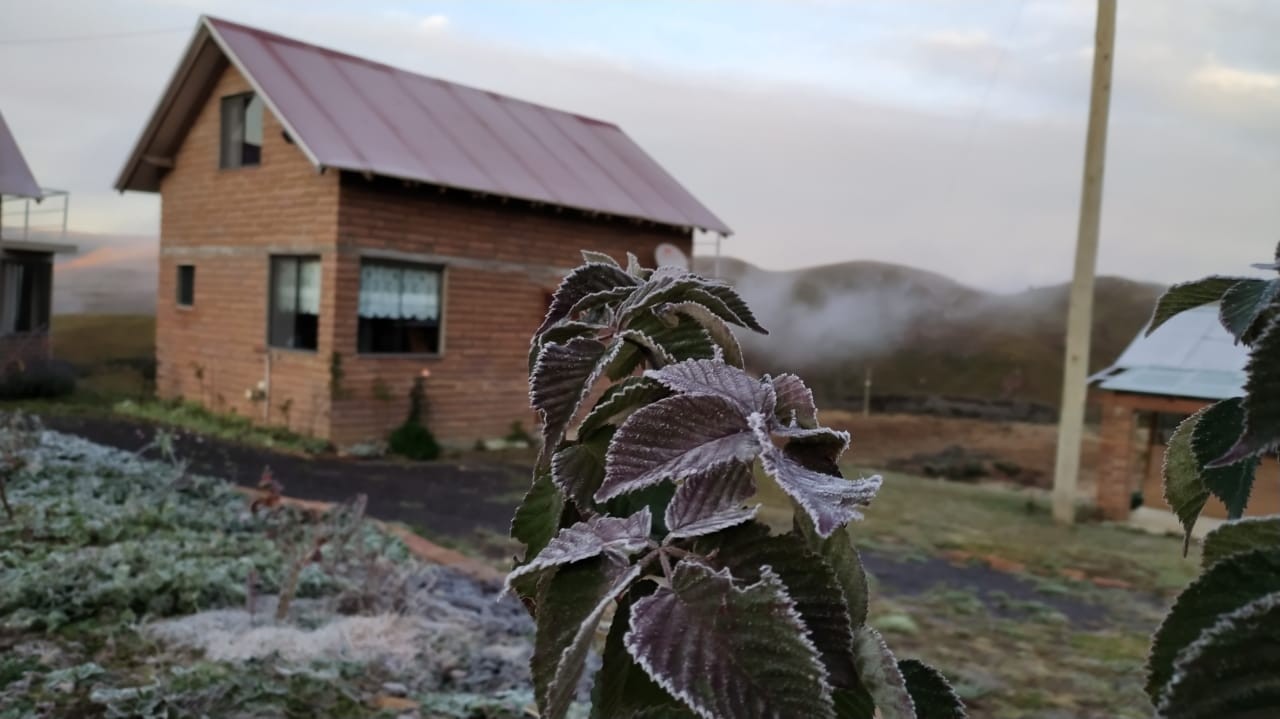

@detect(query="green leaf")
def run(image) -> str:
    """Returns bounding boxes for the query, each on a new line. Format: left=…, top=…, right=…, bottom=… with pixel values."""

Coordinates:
left=1202, top=517, right=1280, bottom=569
left=1219, top=278, right=1280, bottom=345
left=1156, top=592, right=1280, bottom=719
left=630, top=312, right=717, bottom=364
left=1161, top=410, right=1210, bottom=549
left=551, top=427, right=615, bottom=512
left=655, top=301, right=745, bottom=367
left=851, top=626, right=915, bottom=719
left=1147, top=276, right=1245, bottom=336
left=797, top=513, right=870, bottom=629
left=511, top=471, right=564, bottom=558
left=591, top=593, right=695, bottom=719
left=832, top=686, right=877, bottom=719
left=899, top=659, right=966, bottom=719
left=533, top=557, right=645, bottom=719
left=1146, top=549, right=1280, bottom=705
left=1190, top=398, right=1259, bottom=519
left=697, top=522, right=858, bottom=687
left=578, top=378, right=670, bottom=437
left=625, top=561, right=836, bottom=719
left=1217, top=316, right=1280, bottom=465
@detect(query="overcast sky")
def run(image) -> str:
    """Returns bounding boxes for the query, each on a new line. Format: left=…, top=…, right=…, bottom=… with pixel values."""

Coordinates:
left=2, top=0, right=1279, bottom=291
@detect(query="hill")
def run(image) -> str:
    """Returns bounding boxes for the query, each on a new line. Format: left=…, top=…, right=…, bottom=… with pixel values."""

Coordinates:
left=694, top=256, right=1163, bottom=409
left=52, top=231, right=157, bottom=315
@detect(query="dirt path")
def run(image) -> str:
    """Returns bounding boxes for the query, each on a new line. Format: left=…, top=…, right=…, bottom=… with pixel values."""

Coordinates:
left=43, top=414, right=527, bottom=538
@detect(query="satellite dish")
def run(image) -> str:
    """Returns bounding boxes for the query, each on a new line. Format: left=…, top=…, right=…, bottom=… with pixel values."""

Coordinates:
left=655, top=243, right=689, bottom=270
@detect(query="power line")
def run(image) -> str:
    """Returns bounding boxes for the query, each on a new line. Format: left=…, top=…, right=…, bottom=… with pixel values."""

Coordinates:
left=0, top=27, right=188, bottom=47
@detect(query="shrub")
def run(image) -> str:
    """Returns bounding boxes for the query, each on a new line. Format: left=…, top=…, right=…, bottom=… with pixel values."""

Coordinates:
left=0, top=358, right=75, bottom=400
left=1144, top=242, right=1280, bottom=717
left=509, top=252, right=965, bottom=719
left=388, top=375, right=440, bottom=461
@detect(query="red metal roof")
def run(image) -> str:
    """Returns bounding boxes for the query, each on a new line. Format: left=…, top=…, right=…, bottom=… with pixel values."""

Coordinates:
left=0, top=110, right=42, bottom=199
left=118, top=16, right=730, bottom=234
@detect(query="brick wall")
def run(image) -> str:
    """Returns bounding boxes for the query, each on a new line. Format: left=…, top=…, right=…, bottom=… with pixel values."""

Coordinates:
left=331, top=175, right=693, bottom=447
left=155, top=62, right=339, bottom=430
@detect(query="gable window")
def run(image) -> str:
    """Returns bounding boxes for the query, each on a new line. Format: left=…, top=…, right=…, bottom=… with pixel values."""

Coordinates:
left=176, top=265, right=195, bottom=307
left=0, top=257, right=50, bottom=335
left=220, top=93, right=264, bottom=169
left=269, top=256, right=320, bottom=350
left=357, top=261, right=442, bottom=354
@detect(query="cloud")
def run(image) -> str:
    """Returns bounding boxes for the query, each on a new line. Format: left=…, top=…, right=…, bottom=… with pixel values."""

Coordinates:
left=419, top=14, right=449, bottom=33
left=920, top=28, right=993, bottom=51
left=1191, top=56, right=1280, bottom=93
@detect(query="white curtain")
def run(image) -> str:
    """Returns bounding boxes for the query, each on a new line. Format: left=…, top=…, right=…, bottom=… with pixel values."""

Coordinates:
left=273, top=259, right=297, bottom=313
left=359, top=263, right=440, bottom=320
left=297, top=259, right=321, bottom=315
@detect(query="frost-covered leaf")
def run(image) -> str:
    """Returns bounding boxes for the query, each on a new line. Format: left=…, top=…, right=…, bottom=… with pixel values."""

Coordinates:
left=698, top=522, right=859, bottom=687
left=655, top=301, right=745, bottom=367
left=579, top=378, right=671, bottom=437
left=538, top=262, right=638, bottom=336
left=625, top=561, right=836, bottom=719
left=597, top=394, right=759, bottom=503
left=1162, top=411, right=1210, bottom=549
left=760, top=443, right=881, bottom=538
left=1147, top=276, right=1246, bottom=336
left=533, top=556, right=645, bottom=719
left=797, top=513, right=870, bottom=629
left=665, top=463, right=758, bottom=539
left=1156, top=591, right=1280, bottom=719
left=529, top=321, right=599, bottom=373
left=613, top=330, right=675, bottom=376
left=530, top=337, right=615, bottom=456
left=568, top=286, right=636, bottom=320
left=1219, top=278, right=1280, bottom=345
left=899, top=659, right=966, bottom=719
left=625, top=252, right=650, bottom=280
left=771, top=373, right=819, bottom=428
left=505, top=508, right=652, bottom=592
left=1215, top=317, right=1280, bottom=465
left=615, top=272, right=704, bottom=326
left=645, top=359, right=774, bottom=415
left=630, top=313, right=718, bottom=364
left=1202, top=516, right=1280, bottom=569
left=699, top=281, right=768, bottom=334
left=1191, top=398, right=1258, bottom=518
left=851, top=626, right=915, bottom=719
left=581, top=250, right=620, bottom=266
left=591, top=594, right=695, bottom=719
left=551, top=428, right=614, bottom=512
left=511, top=470, right=564, bottom=559
left=1146, top=549, right=1280, bottom=704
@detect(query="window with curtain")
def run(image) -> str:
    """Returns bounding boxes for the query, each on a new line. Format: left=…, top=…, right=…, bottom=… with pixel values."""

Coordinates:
left=0, top=257, right=51, bottom=335
left=357, top=260, right=442, bottom=354
left=220, top=93, right=263, bottom=169
left=269, top=256, right=320, bottom=350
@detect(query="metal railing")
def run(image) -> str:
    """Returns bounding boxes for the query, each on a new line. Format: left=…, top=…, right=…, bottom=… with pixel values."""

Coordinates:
left=0, top=189, right=69, bottom=243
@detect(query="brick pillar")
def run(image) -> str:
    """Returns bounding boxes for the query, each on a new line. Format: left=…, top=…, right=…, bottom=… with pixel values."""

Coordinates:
left=1096, top=392, right=1136, bottom=520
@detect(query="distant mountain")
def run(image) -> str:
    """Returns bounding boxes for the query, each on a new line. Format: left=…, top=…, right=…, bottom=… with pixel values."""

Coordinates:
left=51, top=232, right=157, bottom=315
left=694, top=256, right=1163, bottom=408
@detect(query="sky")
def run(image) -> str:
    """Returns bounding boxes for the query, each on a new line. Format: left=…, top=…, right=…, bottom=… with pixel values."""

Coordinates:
left=2, top=0, right=1279, bottom=291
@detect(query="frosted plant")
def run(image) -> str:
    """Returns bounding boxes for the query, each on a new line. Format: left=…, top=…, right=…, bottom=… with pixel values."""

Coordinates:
left=1143, top=242, right=1280, bottom=718
left=510, top=252, right=965, bottom=719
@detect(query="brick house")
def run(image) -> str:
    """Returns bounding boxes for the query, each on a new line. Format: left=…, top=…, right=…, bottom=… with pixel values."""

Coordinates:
left=115, top=17, right=728, bottom=449
left=0, top=109, right=75, bottom=367
left=1089, top=305, right=1278, bottom=526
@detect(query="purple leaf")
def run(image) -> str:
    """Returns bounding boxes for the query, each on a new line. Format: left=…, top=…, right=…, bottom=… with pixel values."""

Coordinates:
left=665, top=463, right=759, bottom=539
left=597, top=394, right=759, bottom=503
left=550, top=428, right=613, bottom=512
left=578, top=378, right=671, bottom=437
left=645, top=359, right=773, bottom=415
left=852, top=626, right=916, bottom=719
left=537, top=262, right=638, bottom=336
left=771, top=373, right=818, bottom=428
left=504, top=508, right=652, bottom=593
left=530, top=337, right=623, bottom=458
left=625, top=561, right=836, bottom=719
left=760, top=444, right=881, bottom=538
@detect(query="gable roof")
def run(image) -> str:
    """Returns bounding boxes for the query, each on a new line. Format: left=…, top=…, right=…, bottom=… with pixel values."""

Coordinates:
left=116, top=16, right=730, bottom=234
left=1090, top=305, right=1247, bottom=401
left=0, top=110, right=42, bottom=199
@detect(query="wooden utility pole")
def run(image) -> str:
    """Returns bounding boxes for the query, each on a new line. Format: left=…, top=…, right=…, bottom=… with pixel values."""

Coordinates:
left=1053, top=0, right=1117, bottom=525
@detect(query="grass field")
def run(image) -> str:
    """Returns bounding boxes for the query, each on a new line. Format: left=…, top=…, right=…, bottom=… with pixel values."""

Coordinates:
left=50, top=314, right=156, bottom=400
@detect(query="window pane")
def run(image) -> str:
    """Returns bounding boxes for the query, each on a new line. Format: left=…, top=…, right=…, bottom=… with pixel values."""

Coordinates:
left=243, top=95, right=263, bottom=166
left=269, top=256, right=320, bottom=351
left=0, top=263, right=20, bottom=334
left=357, top=260, right=442, bottom=354
left=297, top=258, right=321, bottom=315
left=177, top=265, right=195, bottom=306
left=219, top=96, right=244, bottom=169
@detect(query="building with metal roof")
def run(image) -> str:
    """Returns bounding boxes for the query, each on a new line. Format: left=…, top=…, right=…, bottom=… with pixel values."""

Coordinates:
left=1087, top=304, right=1276, bottom=531
left=116, top=16, right=721, bottom=448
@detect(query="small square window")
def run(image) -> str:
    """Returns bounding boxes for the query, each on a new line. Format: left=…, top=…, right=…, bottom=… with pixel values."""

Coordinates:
left=269, top=256, right=321, bottom=351
left=220, top=93, right=264, bottom=169
left=176, top=265, right=195, bottom=307
left=357, top=260, right=443, bottom=354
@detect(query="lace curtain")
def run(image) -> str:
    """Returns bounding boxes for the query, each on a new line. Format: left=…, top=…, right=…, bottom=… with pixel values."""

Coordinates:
left=359, top=264, right=440, bottom=320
